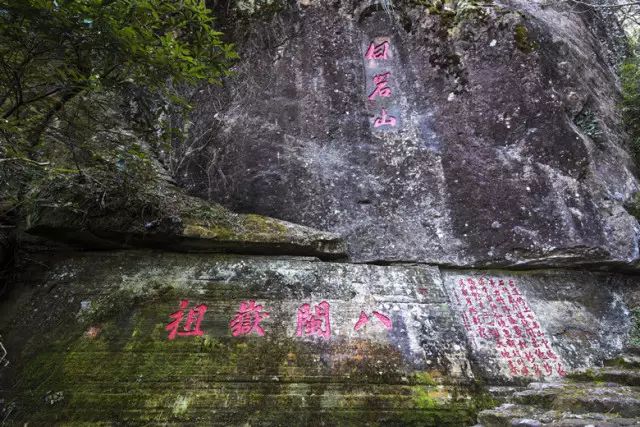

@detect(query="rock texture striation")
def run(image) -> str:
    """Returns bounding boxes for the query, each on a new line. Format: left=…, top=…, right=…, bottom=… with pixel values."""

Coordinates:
left=0, top=251, right=637, bottom=423
left=478, top=350, right=640, bottom=426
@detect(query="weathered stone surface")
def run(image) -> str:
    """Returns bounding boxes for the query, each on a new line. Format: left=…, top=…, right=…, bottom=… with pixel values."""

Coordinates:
left=0, top=251, right=486, bottom=425
left=441, top=269, right=635, bottom=383
left=1, top=250, right=639, bottom=424
left=178, top=0, right=640, bottom=268
left=24, top=185, right=346, bottom=259
left=478, top=351, right=640, bottom=426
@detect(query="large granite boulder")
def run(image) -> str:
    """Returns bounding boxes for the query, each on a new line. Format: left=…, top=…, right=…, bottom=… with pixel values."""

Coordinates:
left=178, top=0, right=640, bottom=268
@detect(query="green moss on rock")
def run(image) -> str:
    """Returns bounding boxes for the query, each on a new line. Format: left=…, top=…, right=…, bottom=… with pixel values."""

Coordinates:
left=514, top=23, right=537, bottom=53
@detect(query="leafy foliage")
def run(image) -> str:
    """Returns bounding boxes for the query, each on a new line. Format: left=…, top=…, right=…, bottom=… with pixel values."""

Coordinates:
left=621, top=52, right=640, bottom=163
left=0, top=0, right=237, bottom=221
left=575, top=110, right=603, bottom=139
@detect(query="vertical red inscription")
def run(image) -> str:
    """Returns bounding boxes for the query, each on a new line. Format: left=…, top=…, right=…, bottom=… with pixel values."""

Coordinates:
left=452, top=278, right=566, bottom=378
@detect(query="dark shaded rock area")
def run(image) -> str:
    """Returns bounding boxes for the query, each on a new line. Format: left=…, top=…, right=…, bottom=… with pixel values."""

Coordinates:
left=178, top=0, right=640, bottom=268
left=23, top=183, right=346, bottom=260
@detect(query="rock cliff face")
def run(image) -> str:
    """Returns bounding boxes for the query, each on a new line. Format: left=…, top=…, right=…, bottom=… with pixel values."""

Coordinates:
left=0, top=251, right=637, bottom=424
left=2, top=0, right=640, bottom=425
left=181, top=0, right=640, bottom=268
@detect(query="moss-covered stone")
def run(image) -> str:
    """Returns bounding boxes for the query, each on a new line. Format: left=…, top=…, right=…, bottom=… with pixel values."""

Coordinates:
left=23, top=177, right=346, bottom=259
left=0, top=251, right=484, bottom=424
left=514, top=23, right=537, bottom=53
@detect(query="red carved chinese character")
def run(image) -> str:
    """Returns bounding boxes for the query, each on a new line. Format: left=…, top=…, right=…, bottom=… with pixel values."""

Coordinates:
left=533, top=363, right=542, bottom=377
left=229, top=300, right=269, bottom=337
left=354, top=311, right=392, bottom=331
left=477, top=326, right=488, bottom=339
left=543, top=362, right=553, bottom=375
left=165, top=299, right=208, bottom=340
left=535, top=348, right=548, bottom=360
left=373, top=108, right=397, bottom=128
left=532, top=321, right=540, bottom=329
left=296, top=301, right=331, bottom=339
left=373, top=311, right=392, bottom=329
left=354, top=311, right=370, bottom=331
left=368, top=72, right=392, bottom=100
left=484, top=313, right=495, bottom=326
left=462, top=312, right=471, bottom=330
left=556, top=363, right=566, bottom=377
left=508, top=360, right=518, bottom=376
left=365, top=41, right=389, bottom=60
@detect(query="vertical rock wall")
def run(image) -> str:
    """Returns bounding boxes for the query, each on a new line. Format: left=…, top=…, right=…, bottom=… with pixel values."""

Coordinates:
left=0, top=251, right=637, bottom=423
left=180, top=0, right=640, bottom=268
